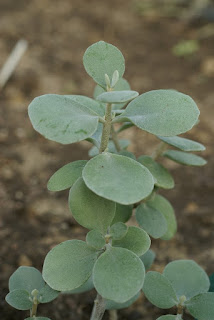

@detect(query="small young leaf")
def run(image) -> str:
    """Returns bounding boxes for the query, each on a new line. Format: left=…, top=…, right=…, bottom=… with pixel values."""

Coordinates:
left=69, top=178, right=116, bottom=234
left=111, top=204, right=133, bottom=225
left=65, top=95, right=105, bottom=117
left=158, top=136, right=205, bottom=152
left=38, top=284, right=59, bottom=303
left=163, top=260, right=210, bottom=300
left=63, top=276, right=94, bottom=294
left=43, top=240, right=98, bottom=291
left=163, top=150, right=207, bottom=166
left=143, top=271, right=178, bottom=309
left=185, top=292, right=214, bottom=320
left=110, top=222, right=128, bottom=240
left=96, top=91, right=139, bottom=104
left=113, top=90, right=199, bottom=137
left=140, top=249, right=156, bottom=271
left=105, top=291, right=140, bottom=310
left=28, top=94, right=99, bottom=144
left=147, top=194, right=177, bottom=241
left=86, top=230, right=106, bottom=250
left=6, top=289, right=32, bottom=310
left=83, top=41, right=125, bottom=88
left=156, top=316, right=182, bottom=320
left=89, top=139, right=130, bottom=157
left=47, top=160, right=87, bottom=191
left=9, top=266, right=45, bottom=293
left=136, top=203, right=167, bottom=239
left=82, top=153, right=154, bottom=205
left=93, top=246, right=145, bottom=303
left=113, top=226, right=151, bottom=256
left=111, top=70, right=120, bottom=88
left=138, top=156, right=174, bottom=189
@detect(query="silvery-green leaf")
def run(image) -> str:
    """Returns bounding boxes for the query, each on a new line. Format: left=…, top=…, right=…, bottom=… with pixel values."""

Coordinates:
left=119, top=150, right=136, bottom=160
left=86, top=230, right=106, bottom=250
left=136, top=203, right=167, bottom=239
left=47, top=160, right=87, bottom=191
left=9, top=266, right=45, bottom=293
left=64, top=95, right=105, bottom=116
left=89, top=139, right=130, bottom=157
left=138, top=156, right=174, bottom=189
left=113, top=90, right=200, bottom=136
left=185, top=292, right=214, bottom=320
left=110, top=222, right=128, bottom=240
left=86, top=122, right=103, bottom=148
left=83, top=41, right=125, bottom=88
left=111, top=204, right=133, bottom=225
left=117, top=122, right=134, bottom=133
left=209, top=273, right=214, bottom=292
left=158, top=136, right=205, bottom=152
left=28, top=94, right=99, bottom=144
left=163, top=260, right=210, bottom=300
left=113, top=226, right=151, bottom=256
left=143, top=271, right=178, bottom=308
left=163, top=150, right=207, bottom=166
left=63, top=276, right=94, bottom=294
left=6, top=289, right=32, bottom=310
left=140, top=249, right=156, bottom=271
left=97, top=91, right=139, bottom=104
left=105, top=291, right=140, bottom=310
left=93, top=246, right=145, bottom=303
left=38, top=284, right=59, bottom=303
left=43, top=240, right=98, bottom=291
left=147, top=194, right=177, bottom=240
left=156, top=316, right=182, bottom=320
left=69, top=178, right=116, bottom=234
left=83, top=153, right=154, bottom=205
left=25, top=318, right=51, bottom=320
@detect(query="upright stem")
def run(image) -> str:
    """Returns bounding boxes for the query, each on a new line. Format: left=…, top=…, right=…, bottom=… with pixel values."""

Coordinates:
left=109, top=309, right=118, bottom=320
left=90, top=294, right=106, bottom=320
left=30, top=302, right=38, bottom=317
left=111, top=125, right=121, bottom=152
left=99, top=103, right=112, bottom=153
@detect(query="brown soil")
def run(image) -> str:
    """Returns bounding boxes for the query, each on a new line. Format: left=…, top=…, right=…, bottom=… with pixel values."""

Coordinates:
left=0, top=1, right=214, bottom=319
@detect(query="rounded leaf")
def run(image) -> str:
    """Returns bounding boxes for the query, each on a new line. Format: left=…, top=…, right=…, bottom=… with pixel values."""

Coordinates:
left=163, top=150, right=207, bottom=166
left=163, top=260, right=210, bottom=300
left=140, top=249, right=156, bottom=271
left=38, top=284, right=59, bottom=303
left=112, top=226, right=151, bottom=256
left=89, top=139, right=130, bottom=157
left=111, top=204, right=133, bottom=225
left=82, top=153, right=154, bottom=205
left=156, top=316, right=182, bottom=320
left=65, top=95, right=105, bottom=116
left=25, top=318, right=52, bottom=320
left=9, top=266, right=45, bottom=293
left=110, top=222, right=128, bottom=240
left=185, top=292, right=214, bottom=320
left=158, top=136, right=205, bottom=152
left=63, top=276, right=94, bottom=294
left=138, top=156, right=174, bottom=189
left=47, top=160, right=87, bottom=191
left=6, top=289, right=32, bottom=310
left=105, top=291, right=140, bottom=310
left=114, top=90, right=200, bottom=136
left=83, top=41, right=125, bottom=88
left=69, top=178, right=116, bottom=234
left=143, top=271, right=178, bottom=309
left=43, top=240, right=98, bottom=291
left=86, top=230, right=106, bottom=250
left=136, top=203, right=168, bottom=239
left=28, top=94, right=99, bottom=144
left=93, top=246, right=145, bottom=303
left=118, top=150, right=136, bottom=160
left=97, top=91, right=139, bottom=104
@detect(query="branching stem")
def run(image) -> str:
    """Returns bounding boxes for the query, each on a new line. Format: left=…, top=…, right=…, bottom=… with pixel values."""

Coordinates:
left=90, top=294, right=106, bottom=320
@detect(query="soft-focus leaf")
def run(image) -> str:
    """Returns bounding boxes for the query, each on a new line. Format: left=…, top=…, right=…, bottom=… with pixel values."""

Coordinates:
left=97, top=91, right=139, bottom=104
left=119, top=150, right=136, bottom=160
left=163, top=260, right=210, bottom=300
left=138, top=156, right=174, bottom=189
left=43, top=240, right=98, bottom=291
left=89, top=139, right=130, bottom=157
left=83, top=41, right=125, bottom=88
left=158, top=136, right=205, bottom=152
left=63, top=276, right=94, bottom=294
left=47, top=160, right=87, bottom=191
left=105, top=292, right=140, bottom=310
left=143, top=271, right=178, bottom=308
left=136, top=203, right=167, bottom=239
left=117, top=122, right=134, bottom=133
left=163, top=150, right=207, bottom=166
left=113, top=226, right=151, bottom=256
left=185, top=292, right=214, bottom=320
left=156, top=316, right=182, bottom=320
left=69, top=178, right=116, bottom=233
left=86, top=122, right=103, bottom=148
left=9, top=266, right=45, bottom=293
left=86, top=230, right=106, bottom=250
left=147, top=194, right=177, bottom=240
left=25, top=318, right=51, bottom=320
left=38, top=284, right=59, bottom=303
left=83, top=153, right=154, bottom=205
left=28, top=94, right=99, bottom=144
left=110, top=222, right=128, bottom=240
left=111, top=204, right=133, bottom=225
left=209, top=273, right=214, bottom=292
left=6, top=289, right=32, bottom=310
left=65, top=95, right=105, bottom=116
left=140, top=249, right=156, bottom=271
left=113, top=90, right=200, bottom=136
left=93, top=246, right=145, bottom=303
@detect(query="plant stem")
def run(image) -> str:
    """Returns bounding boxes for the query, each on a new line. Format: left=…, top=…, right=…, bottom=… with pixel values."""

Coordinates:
left=151, top=142, right=167, bottom=160
left=99, top=103, right=112, bottom=153
left=109, top=309, right=118, bottom=320
left=90, top=294, right=106, bottom=320
left=111, top=125, right=121, bottom=152
left=30, top=302, right=38, bottom=317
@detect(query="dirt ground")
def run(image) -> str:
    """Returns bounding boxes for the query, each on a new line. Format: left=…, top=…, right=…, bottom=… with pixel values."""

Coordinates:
left=0, top=0, right=214, bottom=319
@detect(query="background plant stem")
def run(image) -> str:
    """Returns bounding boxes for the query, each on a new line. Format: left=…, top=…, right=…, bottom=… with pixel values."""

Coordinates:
left=109, top=309, right=118, bottom=320
left=111, top=125, right=121, bottom=152
left=90, top=294, right=106, bottom=320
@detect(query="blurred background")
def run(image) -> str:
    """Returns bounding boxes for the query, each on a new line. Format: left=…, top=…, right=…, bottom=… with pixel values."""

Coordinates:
left=0, top=0, right=214, bottom=319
